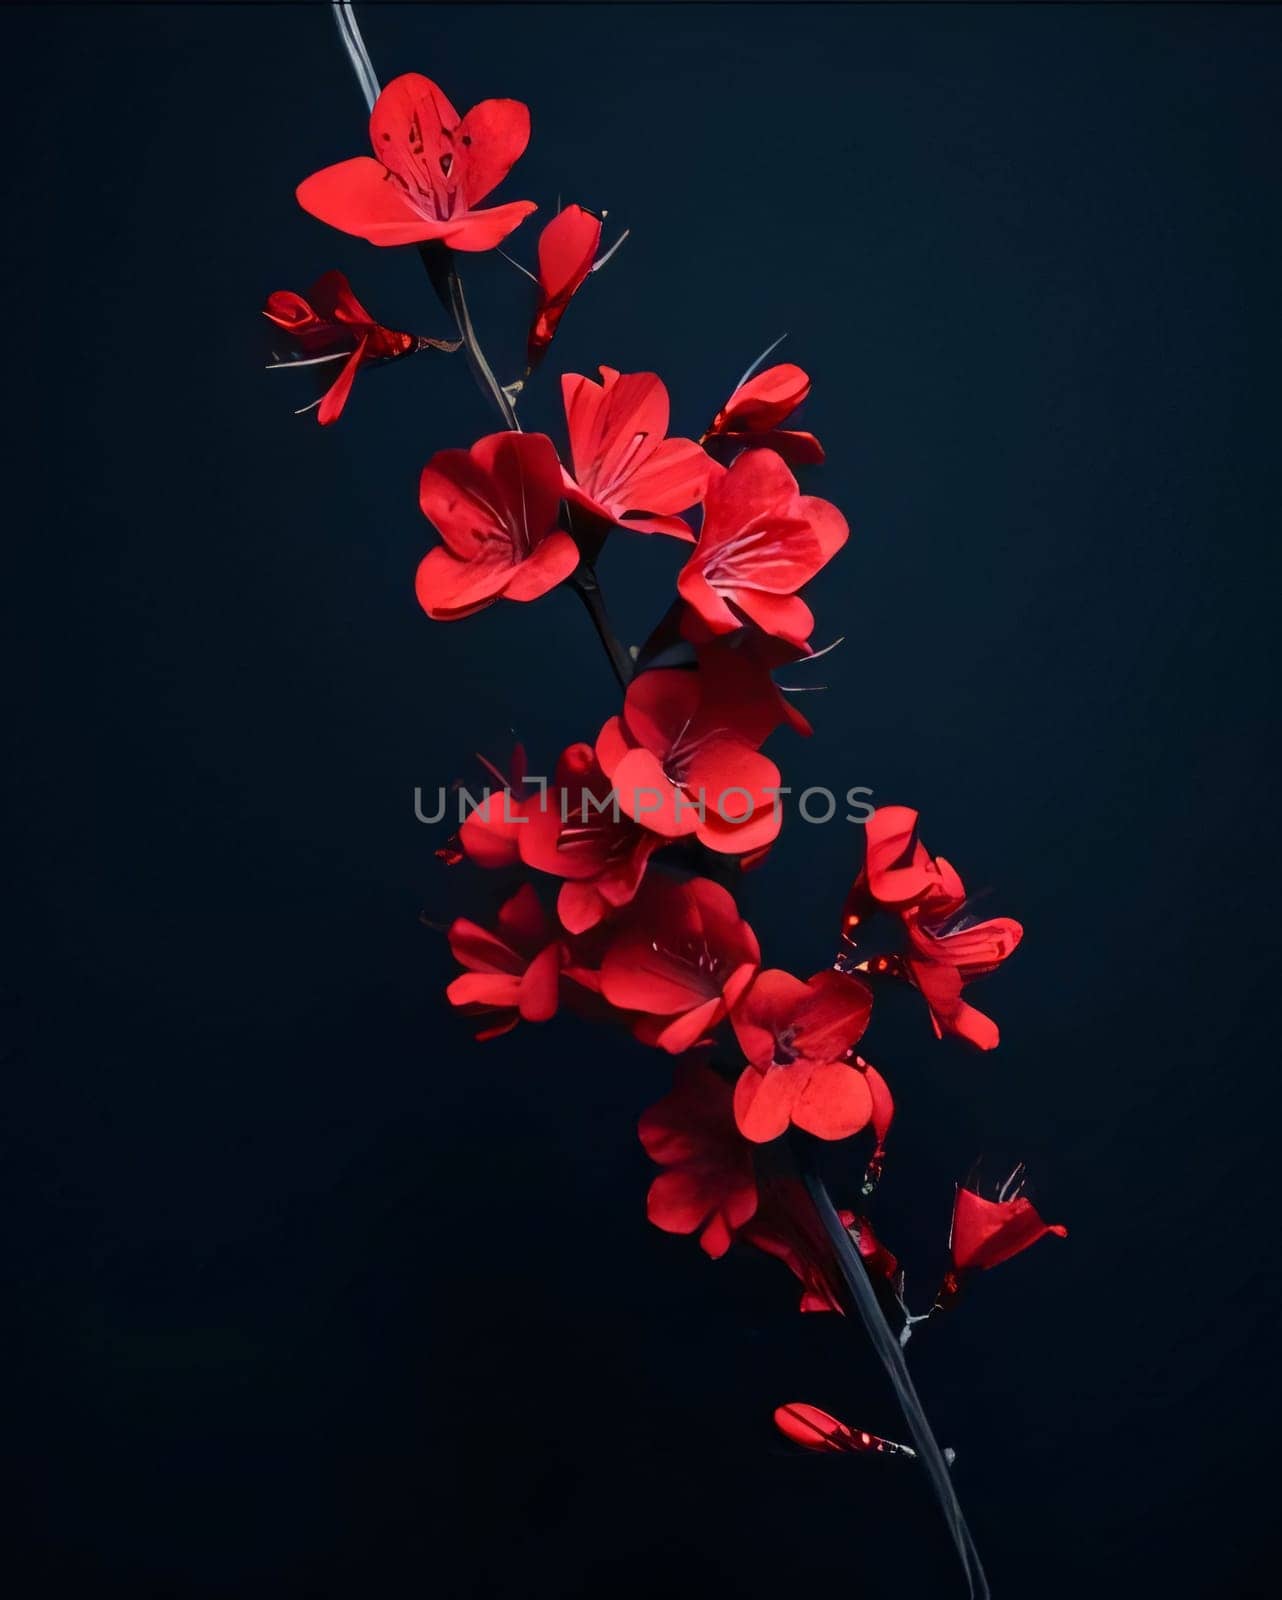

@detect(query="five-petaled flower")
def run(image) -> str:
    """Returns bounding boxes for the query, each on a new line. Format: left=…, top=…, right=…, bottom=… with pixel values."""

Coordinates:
left=839, top=805, right=1023, bottom=1050
left=678, top=448, right=848, bottom=647
left=416, top=431, right=580, bottom=620
left=595, top=666, right=785, bottom=856
left=297, top=73, right=537, bottom=251
left=526, top=205, right=602, bottom=371
left=597, top=874, right=759, bottom=1053
left=561, top=367, right=712, bottom=542
left=518, top=743, right=660, bottom=933
left=730, top=968, right=875, bottom=1142
left=638, top=1061, right=758, bottom=1258
left=703, top=363, right=825, bottom=466
left=263, top=270, right=458, bottom=425
left=445, top=883, right=564, bottom=1039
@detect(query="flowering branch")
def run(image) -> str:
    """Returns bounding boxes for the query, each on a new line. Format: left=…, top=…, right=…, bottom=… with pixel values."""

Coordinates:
left=261, top=9, right=1072, bottom=1597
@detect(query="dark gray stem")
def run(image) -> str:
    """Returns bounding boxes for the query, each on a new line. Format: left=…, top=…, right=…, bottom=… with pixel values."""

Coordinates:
left=796, top=1149, right=990, bottom=1600
left=571, top=568, right=632, bottom=689
left=419, top=245, right=521, bottom=431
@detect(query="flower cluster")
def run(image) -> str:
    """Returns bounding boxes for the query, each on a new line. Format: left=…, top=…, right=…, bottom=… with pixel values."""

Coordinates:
left=271, top=57, right=1065, bottom=1586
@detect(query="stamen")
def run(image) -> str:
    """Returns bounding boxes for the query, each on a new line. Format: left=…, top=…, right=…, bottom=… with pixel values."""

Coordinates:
left=733, top=331, right=788, bottom=391
left=591, top=228, right=631, bottom=273
left=497, top=248, right=539, bottom=284
left=265, top=351, right=352, bottom=371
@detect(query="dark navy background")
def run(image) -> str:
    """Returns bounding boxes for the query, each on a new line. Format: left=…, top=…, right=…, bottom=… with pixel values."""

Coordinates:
left=5, top=4, right=1280, bottom=1596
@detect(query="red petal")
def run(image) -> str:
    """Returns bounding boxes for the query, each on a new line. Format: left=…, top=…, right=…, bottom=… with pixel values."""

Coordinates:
left=730, top=589, right=816, bottom=647
left=677, top=566, right=745, bottom=635
left=646, top=1168, right=719, bottom=1235
left=688, top=745, right=785, bottom=855
left=440, top=201, right=538, bottom=254
left=863, top=1062, right=895, bottom=1144
left=617, top=436, right=712, bottom=519
left=717, top=365, right=811, bottom=433
left=648, top=995, right=726, bottom=1055
left=557, top=880, right=606, bottom=934
left=306, top=269, right=372, bottom=325
left=446, top=972, right=521, bottom=1011
left=793, top=970, right=873, bottom=1062
left=316, top=336, right=367, bottom=426
left=733, top=1063, right=797, bottom=1143
left=859, top=806, right=941, bottom=906
left=447, top=918, right=520, bottom=975
left=414, top=546, right=512, bottom=620
left=790, top=1060, right=874, bottom=1141
left=497, top=882, right=552, bottom=950
left=296, top=156, right=435, bottom=246
left=594, top=715, right=632, bottom=778
left=908, top=959, right=1001, bottom=1050
left=455, top=97, right=532, bottom=204
left=610, top=748, right=695, bottom=839
left=263, top=289, right=320, bottom=333
left=517, top=942, right=562, bottom=1022
left=500, top=531, right=580, bottom=601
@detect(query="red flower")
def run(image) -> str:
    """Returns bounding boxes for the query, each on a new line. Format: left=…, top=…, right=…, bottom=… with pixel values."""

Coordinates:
left=263, top=270, right=458, bottom=425
left=597, top=874, right=759, bottom=1054
left=678, top=449, right=848, bottom=647
left=840, top=805, right=1023, bottom=1051
left=595, top=667, right=784, bottom=856
left=518, top=743, right=660, bottom=933
left=730, top=969, right=874, bottom=1142
left=774, top=1404, right=911, bottom=1458
left=637, top=1061, right=758, bottom=1258
left=561, top=367, right=712, bottom=541
left=445, top=884, right=563, bottom=1040
left=415, top=432, right=580, bottom=620
left=704, top=363, right=825, bottom=466
left=296, top=73, right=536, bottom=251
left=526, top=205, right=601, bottom=370
left=950, top=1167, right=1067, bottom=1274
